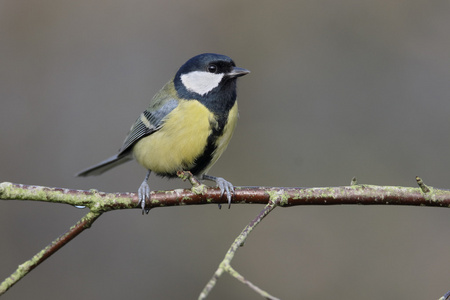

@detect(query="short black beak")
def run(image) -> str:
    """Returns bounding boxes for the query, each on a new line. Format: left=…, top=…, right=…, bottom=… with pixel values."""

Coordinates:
left=228, top=67, right=250, bottom=78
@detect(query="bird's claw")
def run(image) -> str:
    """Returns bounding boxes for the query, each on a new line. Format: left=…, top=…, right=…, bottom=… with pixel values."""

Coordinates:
left=214, top=177, right=235, bottom=209
left=138, top=181, right=150, bottom=214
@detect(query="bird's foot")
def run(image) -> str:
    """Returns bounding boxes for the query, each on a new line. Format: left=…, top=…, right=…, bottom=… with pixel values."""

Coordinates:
left=202, top=175, right=235, bottom=209
left=138, top=180, right=151, bottom=214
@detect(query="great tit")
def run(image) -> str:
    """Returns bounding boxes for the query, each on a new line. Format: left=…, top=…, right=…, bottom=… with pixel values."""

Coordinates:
left=77, top=53, right=250, bottom=213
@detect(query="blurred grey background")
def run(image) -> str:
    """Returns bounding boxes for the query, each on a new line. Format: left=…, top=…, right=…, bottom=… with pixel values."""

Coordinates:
left=1, top=1, right=450, bottom=299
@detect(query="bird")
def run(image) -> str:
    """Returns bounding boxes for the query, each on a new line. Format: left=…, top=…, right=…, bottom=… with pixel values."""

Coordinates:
left=77, top=53, right=250, bottom=213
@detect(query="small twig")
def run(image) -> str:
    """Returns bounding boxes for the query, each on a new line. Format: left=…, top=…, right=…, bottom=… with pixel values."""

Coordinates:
left=416, top=176, right=431, bottom=193
left=198, top=191, right=283, bottom=300
left=177, top=170, right=201, bottom=186
left=438, top=290, right=450, bottom=300
left=176, top=170, right=208, bottom=195
left=0, top=211, right=102, bottom=295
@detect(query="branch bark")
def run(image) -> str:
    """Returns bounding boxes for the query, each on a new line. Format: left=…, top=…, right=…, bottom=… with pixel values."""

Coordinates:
left=1, top=178, right=449, bottom=211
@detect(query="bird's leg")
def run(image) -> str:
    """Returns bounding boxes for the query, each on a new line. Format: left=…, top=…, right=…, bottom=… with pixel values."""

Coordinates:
left=138, top=170, right=151, bottom=214
left=202, top=174, right=235, bottom=209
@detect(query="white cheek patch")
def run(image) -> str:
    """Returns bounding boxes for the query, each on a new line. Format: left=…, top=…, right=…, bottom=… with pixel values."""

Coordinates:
left=180, top=71, right=224, bottom=96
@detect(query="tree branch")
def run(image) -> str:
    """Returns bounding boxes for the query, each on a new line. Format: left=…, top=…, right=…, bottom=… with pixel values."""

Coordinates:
left=2, top=177, right=450, bottom=211
left=199, top=193, right=280, bottom=300
left=0, top=210, right=102, bottom=294
left=1, top=177, right=450, bottom=298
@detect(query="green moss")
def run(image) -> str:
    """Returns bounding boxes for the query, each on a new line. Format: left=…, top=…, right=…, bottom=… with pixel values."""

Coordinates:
left=267, top=189, right=289, bottom=206
left=191, top=184, right=207, bottom=195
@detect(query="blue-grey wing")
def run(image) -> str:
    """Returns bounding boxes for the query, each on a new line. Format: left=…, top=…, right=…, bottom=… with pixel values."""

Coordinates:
left=118, top=99, right=178, bottom=154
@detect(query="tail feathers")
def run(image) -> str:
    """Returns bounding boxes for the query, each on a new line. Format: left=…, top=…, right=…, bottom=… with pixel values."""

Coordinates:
left=76, top=154, right=133, bottom=177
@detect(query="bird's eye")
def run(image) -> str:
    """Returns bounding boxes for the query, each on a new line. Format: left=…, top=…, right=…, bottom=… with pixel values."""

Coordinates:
left=207, top=64, right=218, bottom=73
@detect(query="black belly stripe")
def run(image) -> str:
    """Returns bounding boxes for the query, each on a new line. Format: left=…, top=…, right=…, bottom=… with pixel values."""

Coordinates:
left=155, top=111, right=228, bottom=178
left=188, top=112, right=228, bottom=175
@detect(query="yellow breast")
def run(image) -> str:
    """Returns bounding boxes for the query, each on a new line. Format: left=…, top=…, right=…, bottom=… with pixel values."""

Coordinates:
left=132, top=100, right=214, bottom=175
